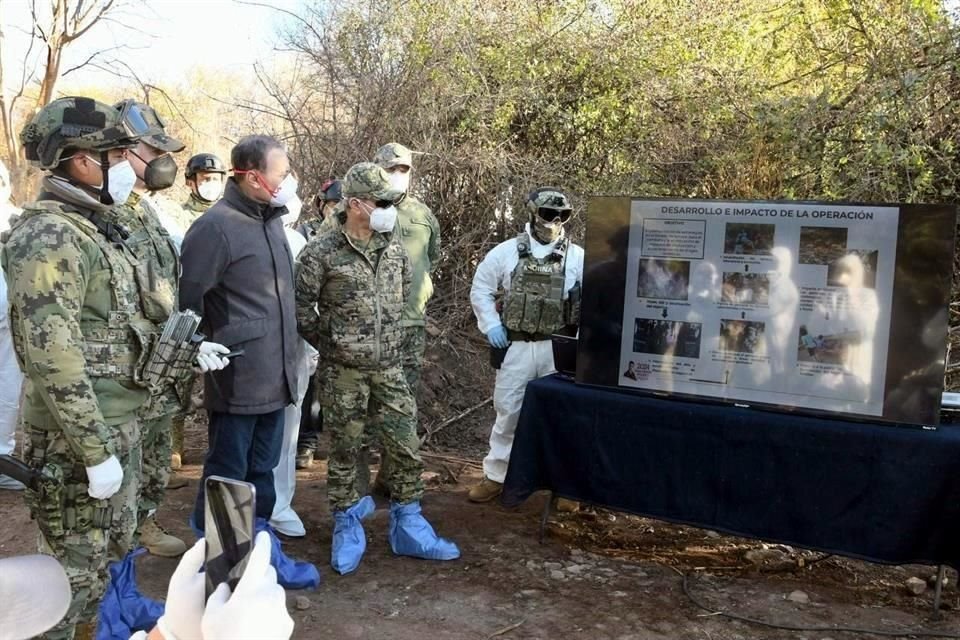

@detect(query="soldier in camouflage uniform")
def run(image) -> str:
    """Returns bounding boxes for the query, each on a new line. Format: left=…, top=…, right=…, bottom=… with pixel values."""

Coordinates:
left=1, top=97, right=159, bottom=640
left=365, top=143, right=441, bottom=495
left=295, top=162, right=459, bottom=575
left=182, top=152, right=226, bottom=217
left=113, top=99, right=189, bottom=558
left=373, top=143, right=440, bottom=391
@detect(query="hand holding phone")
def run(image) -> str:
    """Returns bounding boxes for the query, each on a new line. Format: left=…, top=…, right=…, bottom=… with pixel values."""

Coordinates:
left=204, top=476, right=256, bottom=599
left=202, top=531, right=295, bottom=640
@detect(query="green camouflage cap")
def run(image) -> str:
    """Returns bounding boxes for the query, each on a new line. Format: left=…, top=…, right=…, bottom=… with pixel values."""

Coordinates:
left=373, top=142, right=414, bottom=169
left=20, top=96, right=142, bottom=169
left=114, top=99, right=185, bottom=153
left=526, top=187, right=572, bottom=215
left=342, top=162, right=404, bottom=202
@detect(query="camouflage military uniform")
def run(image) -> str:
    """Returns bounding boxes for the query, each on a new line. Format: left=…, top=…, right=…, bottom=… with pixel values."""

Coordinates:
left=295, top=165, right=424, bottom=511
left=395, top=196, right=440, bottom=391
left=2, top=182, right=158, bottom=640
left=167, top=193, right=214, bottom=460
left=116, top=192, right=180, bottom=527
left=182, top=192, right=212, bottom=217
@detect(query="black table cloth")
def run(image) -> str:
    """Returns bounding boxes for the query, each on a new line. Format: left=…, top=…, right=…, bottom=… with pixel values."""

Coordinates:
left=502, top=374, right=960, bottom=569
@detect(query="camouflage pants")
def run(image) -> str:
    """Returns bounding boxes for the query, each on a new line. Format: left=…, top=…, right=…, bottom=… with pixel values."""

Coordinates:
left=323, top=362, right=423, bottom=511
left=25, top=420, right=142, bottom=640
left=401, top=325, right=427, bottom=393
left=372, top=326, right=427, bottom=487
left=137, top=413, right=173, bottom=524
left=171, top=413, right=185, bottom=458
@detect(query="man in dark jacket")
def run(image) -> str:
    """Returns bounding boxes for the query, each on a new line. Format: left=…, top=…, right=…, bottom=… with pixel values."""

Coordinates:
left=179, top=134, right=300, bottom=530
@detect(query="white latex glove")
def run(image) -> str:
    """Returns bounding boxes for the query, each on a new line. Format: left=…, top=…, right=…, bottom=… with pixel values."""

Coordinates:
left=155, top=538, right=205, bottom=640
left=196, top=342, right=231, bottom=373
left=85, top=455, right=123, bottom=499
left=201, top=531, right=294, bottom=640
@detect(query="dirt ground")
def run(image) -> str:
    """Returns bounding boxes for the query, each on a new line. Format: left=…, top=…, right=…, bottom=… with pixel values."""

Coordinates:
left=2, top=338, right=960, bottom=639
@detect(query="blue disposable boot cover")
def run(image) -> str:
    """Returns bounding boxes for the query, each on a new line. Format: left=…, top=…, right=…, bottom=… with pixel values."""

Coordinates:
left=256, top=518, right=321, bottom=589
left=95, top=548, right=165, bottom=640
left=331, top=495, right=376, bottom=575
left=388, top=500, right=461, bottom=561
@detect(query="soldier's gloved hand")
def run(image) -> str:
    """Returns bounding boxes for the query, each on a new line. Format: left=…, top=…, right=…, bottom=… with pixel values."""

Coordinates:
left=154, top=538, right=205, bottom=640
left=196, top=341, right=231, bottom=373
left=202, top=531, right=294, bottom=640
left=486, top=325, right=509, bottom=349
left=85, top=455, right=123, bottom=499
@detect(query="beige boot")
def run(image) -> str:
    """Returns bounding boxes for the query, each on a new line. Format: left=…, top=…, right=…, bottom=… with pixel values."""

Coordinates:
left=468, top=477, right=503, bottom=503
left=556, top=497, right=581, bottom=513
left=170, top=452, right=182, bottom=470
left=141, top=516, right=187, bottom=557
left=166, top=474, right=189, bottom=490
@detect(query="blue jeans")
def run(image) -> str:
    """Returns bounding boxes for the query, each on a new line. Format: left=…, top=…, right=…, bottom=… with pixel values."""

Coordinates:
left=192, top=409, right=285, bottom=531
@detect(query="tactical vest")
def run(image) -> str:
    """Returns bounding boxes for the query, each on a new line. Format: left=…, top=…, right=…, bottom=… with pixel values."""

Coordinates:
left=22, top=204, right=160, bottom=386
left=501, top=232, right=568, bottom=335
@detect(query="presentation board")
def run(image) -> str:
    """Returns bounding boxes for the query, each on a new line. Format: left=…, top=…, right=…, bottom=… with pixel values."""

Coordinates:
left=577, top=197, right=956, bottom=426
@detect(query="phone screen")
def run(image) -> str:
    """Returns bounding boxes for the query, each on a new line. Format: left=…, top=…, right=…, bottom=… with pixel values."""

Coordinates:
left=204, top=476, right=256, bottom=599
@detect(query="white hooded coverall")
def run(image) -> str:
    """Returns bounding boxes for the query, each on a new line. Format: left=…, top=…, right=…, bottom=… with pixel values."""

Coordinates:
left=470, top=223, right=584, bottom=483
left=270, top=217, right=319, bottom=536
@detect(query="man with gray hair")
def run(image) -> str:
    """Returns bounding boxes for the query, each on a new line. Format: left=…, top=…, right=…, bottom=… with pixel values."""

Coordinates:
left=179, top=134, right=300, bottom=531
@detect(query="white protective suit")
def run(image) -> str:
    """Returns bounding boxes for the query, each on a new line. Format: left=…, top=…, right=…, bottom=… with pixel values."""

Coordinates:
left=270, top=215, right=318, bottom=536
left=0, top=200, right=25, bottom=489
left=470, top=223, right=584, bottom=483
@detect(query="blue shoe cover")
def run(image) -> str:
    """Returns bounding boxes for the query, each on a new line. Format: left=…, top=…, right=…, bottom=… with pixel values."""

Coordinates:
left=96, top=548, right=164, bottom=640
left=331, top=496, right=376, bottom=575
left=188, top=512, right=203, bottom=539
left=388, top=500, right=460, bottom=561
left=256, top=519, right=322, bottom=589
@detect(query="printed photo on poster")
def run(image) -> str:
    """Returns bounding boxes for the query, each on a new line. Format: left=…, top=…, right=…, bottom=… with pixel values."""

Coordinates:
left=799, top=226, right=848, bottom=265
left=637, top=258, right=690, bottom=300
left=633, top=319, right=702, bottom=359
left=720, top=319, right=766, bottom=354
left=827, top=251, right=878, bottom=289
left=723, top=223, right=775, bottom=255
left=721, top=272, right=770, bottom=305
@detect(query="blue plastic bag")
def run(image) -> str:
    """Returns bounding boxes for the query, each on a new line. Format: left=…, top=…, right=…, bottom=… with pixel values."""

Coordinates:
left=256, top=518, right=321, bottom=590
left=95, top=548, right=164, bottom=640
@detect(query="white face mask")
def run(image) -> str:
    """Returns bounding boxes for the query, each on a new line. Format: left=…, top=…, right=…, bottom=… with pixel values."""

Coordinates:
left=269, top=174, right=299, bottom=207
left=281, top=194, right=303, bottom=227
left=197, top=180, right=222, bottom=202
left=88, top=157, right=136, bottom=205
left=366, top=203, right=398, bottom=233
left=388, top=171, right=410, bottom=193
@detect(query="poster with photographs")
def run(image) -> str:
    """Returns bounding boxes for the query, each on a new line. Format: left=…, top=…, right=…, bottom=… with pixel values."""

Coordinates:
left=617, top=200, right=899, bottom=418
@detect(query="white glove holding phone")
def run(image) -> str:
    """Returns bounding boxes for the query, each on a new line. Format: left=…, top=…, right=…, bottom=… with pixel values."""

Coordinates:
left=196, top=342, right=231, bottom=373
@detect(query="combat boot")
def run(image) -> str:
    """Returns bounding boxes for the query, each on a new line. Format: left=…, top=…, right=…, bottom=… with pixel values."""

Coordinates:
left=140, top=516, right=187, bottom=557
left=556, top=498, right=580, bottom=513
left=170, top=452, right=182, bottom=470
left=468, top=477, right=503, bottom=503
left=166, top=474, right=188, bottom=490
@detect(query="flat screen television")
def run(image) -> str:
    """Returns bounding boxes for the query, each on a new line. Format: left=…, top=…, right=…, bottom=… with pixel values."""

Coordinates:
left=577, top=197, right=956, bottom=426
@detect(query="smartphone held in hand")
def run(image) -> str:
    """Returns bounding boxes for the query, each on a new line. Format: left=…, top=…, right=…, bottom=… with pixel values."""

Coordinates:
left=204, top=476, right=256, bottom=599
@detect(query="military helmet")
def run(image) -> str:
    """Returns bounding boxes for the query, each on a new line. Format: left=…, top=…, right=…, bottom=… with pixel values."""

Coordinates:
left=185, top=153, right=227, bottom=178
left=320, top=178, right=342, bottom=202
left=526, top=187, right=573, bottom=222
left=20, top=96, right=147, bottom=170
left=373, top=142, right=414, bottom=169
left=342, top=162, right=403, bottom=203
left=113, top=99, right=185, bottom=153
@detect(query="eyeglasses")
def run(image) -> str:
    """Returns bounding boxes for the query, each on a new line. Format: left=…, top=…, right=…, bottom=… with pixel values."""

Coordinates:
left=537, top=207, right=572, bottom=223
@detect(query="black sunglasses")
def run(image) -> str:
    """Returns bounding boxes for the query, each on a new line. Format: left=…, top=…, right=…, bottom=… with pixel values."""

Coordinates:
left=537, top=207, right=572, bottom=223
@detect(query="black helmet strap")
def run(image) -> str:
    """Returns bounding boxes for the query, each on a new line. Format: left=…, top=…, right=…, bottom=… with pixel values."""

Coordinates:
left=98, top=149, right=113, bottom=205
